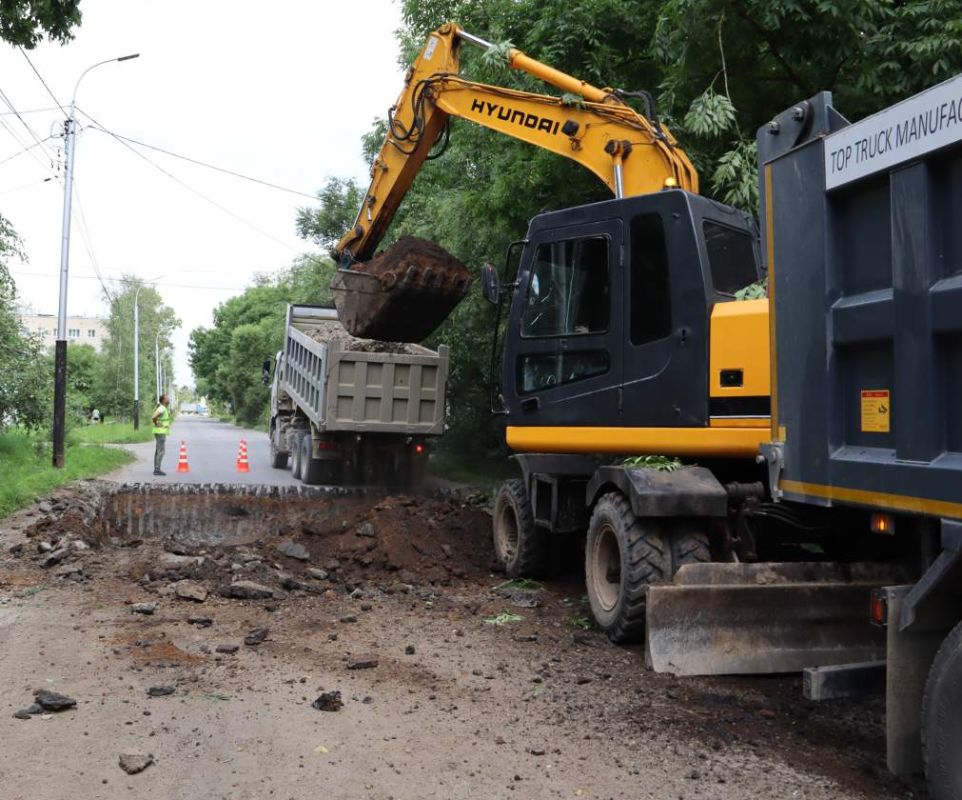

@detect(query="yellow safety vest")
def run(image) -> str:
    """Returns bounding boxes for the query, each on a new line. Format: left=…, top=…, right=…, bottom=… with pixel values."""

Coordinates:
left=152, top=405, right=171, bottom=435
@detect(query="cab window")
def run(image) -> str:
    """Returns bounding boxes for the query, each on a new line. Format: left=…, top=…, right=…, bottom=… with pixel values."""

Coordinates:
left=521, top=237, right=608, bottom=337
left=703, top=221, right=757, bottom=295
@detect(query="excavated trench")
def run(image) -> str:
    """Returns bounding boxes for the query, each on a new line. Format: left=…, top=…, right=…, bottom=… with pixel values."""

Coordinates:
left=80, top=483, right=374, bottom=548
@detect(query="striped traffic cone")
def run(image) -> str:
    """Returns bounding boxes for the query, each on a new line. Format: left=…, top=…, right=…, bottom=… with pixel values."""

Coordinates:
left=236, top=440, right=250, bottom=473
left=176, top=441, right=190, bottom=473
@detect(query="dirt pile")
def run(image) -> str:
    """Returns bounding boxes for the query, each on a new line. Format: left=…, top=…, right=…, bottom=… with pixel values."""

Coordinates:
left=301, top=320, right=421, bottom=354
left=9, top=487, right=495, bottom=598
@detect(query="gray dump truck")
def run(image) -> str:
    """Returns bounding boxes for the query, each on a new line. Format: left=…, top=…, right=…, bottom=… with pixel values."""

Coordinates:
left=266, top=304, right=449, bottom=484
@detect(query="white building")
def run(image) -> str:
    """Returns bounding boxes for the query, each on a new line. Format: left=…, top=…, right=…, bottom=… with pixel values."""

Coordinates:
left=18, top=312, right=109, bottom=352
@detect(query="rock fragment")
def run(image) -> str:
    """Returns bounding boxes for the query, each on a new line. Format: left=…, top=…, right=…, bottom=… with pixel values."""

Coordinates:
left=312, top=691, right=343, bottom=711
left=244, top=628, right=269, bottom=646
left=174, top=580, right=208, bottom=602
left=347, top=655, right=379, bottom=670
left=215, top=644, right=239, bottom=654
left=277, top=540, right=310, bottom=561
left=131, top=603, right=156, bottom=615
left=188, top=616, right=213, bottom=627
left=34, top=689, right=77, bottom=711
left=225, top=581, right=274, bottom=600
left=147, top=686, right=175, bottom=697
left=118, top=751, right=154, bottom=775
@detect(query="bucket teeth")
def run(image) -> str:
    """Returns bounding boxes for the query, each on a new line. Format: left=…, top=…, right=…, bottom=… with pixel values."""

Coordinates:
left=332, top=236, right=470, bottom=342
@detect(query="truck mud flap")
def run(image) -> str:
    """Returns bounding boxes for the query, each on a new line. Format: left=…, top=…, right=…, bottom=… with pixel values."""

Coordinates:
left=645, top=562, right=911, bottom=676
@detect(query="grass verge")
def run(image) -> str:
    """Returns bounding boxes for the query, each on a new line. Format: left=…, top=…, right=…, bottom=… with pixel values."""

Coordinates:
left=0, top=431, right=134, bottom=518
left=71, top=422, right=153, bottom=445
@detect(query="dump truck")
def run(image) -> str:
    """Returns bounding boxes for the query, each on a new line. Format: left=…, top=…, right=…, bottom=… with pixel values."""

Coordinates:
left=266, top=304, right=449, bottom=484
left=330, top=21, right=962, bottom=794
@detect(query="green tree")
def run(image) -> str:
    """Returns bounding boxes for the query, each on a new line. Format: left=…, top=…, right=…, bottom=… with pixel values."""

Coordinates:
left=91, top=277, right=180, bottom=422
left=0, top=221, right=50, bottom=430
left=296, top=177, right=364, bottom=253
left=189, top=255, right=335, bottom=427
left=298, top=0, right=961, bottom=449
left=0, top=0, right=82, bottom=47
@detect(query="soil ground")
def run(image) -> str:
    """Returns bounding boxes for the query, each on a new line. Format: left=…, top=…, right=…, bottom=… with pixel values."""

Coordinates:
left=0, top=484, right=927, bottom=800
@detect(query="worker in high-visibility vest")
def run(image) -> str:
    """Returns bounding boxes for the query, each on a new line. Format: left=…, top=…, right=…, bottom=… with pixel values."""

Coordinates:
left=151, top=394, right=172, bottom=476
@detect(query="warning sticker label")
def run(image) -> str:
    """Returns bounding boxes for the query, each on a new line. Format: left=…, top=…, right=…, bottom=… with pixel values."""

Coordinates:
left=861, top=390, right=891, bottom=433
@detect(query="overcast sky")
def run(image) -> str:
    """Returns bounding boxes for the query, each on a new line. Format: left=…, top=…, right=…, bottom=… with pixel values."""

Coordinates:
left=0, top=0, right=403, bottom=385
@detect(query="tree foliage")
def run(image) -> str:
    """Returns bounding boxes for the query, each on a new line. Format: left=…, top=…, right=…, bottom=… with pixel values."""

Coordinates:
left=0, top=0, right=82, bottom=48
left=188, top=255, right=335, bottom=427
left=0, top=223, right=49, bottom=431
left=293, top=0, right=962, bottom=449
left=92, top=277, right=180, bottom=422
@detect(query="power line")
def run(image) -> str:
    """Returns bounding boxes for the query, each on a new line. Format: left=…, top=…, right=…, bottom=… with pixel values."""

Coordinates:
left=0, top=176, right=53, bottom=195
left=87, top=126, right=319, bottom=200
left=0, top=113, right=53, bottom=175
left=77, top=107, right=306, bottom=255
left=71, top=179, right=116, bottom=303
left=0, top=85, right=56, bottom=158
left=0, top=106, right=60, bottom=116
left=10, top=268, right=250, bottom=292
left=18, top=48, right=68, bottom=116
left=0, top=136, right=53, bottom=168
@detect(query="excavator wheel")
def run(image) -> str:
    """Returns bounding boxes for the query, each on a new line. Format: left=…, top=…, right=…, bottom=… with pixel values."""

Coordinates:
left=586, top=492, right=671, bottom=643
left=669, top=522, right=711, bottom=570
left=493, top=479, right=548, bottom=578
left=923, top=620, right=962, bottom=800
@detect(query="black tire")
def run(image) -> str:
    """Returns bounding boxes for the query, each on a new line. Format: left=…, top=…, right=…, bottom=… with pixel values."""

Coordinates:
left=923, top=621, right=962, bottom=800
left=493, top=479, right=548, bottom=577
left=585, top=492, right=670, bottom=643
left=269, top=427, right=288, bottom=470
left=300, top=434, right=324, bottom=485
left=668, top=522, right=711, bottom=571
left=290, top=432, right=304, bottom=480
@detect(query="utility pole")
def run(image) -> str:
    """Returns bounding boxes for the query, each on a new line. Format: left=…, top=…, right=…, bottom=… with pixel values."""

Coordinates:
left=132, top=284, right=144, bottom=429
left=52, top=53, right=140, bottom=467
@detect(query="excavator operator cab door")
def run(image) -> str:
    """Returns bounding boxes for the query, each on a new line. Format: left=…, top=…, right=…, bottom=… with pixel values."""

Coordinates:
left=501, top=191, right=757, bottom=432
left=504, top=217, right=624, bottom=423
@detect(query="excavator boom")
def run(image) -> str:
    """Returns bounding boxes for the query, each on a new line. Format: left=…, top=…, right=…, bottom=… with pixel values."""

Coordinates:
left=331, top=22, right=698, bottom=341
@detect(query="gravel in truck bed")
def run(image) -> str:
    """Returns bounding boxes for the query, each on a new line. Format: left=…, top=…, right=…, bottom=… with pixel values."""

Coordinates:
left=301, top=320, right=421, bottom=354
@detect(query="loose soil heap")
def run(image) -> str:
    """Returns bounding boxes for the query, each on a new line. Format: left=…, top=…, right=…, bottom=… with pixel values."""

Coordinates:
left=301, top=320, right=420, bottom=355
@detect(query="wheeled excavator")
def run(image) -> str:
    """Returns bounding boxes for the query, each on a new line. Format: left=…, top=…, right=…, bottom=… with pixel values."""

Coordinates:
left=333, top=24, right=962, bottom=795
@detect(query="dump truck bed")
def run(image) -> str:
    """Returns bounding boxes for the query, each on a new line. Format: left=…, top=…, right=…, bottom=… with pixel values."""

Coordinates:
left=279, top=304, right=449, bottom=435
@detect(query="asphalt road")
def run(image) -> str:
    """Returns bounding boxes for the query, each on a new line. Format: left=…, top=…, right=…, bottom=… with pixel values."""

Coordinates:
left=107, top=415, right=298, bottom=485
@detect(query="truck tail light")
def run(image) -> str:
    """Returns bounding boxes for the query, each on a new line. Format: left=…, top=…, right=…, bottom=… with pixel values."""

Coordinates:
left=871, top=512, right=895, bottom=535
left=414, top=443, right=425, bottom=455
left=870, top=589, right=888, bottom=627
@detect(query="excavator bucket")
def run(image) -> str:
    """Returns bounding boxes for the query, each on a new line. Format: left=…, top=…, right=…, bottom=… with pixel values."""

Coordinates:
left=331, top=237, right=470, bottom=343
left=645, top=561, right=911, bottom=676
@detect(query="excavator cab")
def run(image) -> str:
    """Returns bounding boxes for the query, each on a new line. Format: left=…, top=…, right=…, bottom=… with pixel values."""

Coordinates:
left=492, top=189, right=761, bottom=443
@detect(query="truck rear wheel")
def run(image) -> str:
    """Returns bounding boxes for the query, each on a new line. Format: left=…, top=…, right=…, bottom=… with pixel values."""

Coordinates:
left=586, top=492, right=671, bottom=643
left=290, top=432, right=304, bottom=480
left=300, top=434, right=325, bottom=485
left=923, top=620, right=962, bottom=800
left=493, top=479, right=547, bottom=577
left=270, top=427, right=288, bottom=470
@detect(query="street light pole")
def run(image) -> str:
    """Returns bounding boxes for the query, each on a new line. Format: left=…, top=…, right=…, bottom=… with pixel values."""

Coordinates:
left=155, top=331, right=161, bottom=404
left=52, top=52, right=140, bottom=467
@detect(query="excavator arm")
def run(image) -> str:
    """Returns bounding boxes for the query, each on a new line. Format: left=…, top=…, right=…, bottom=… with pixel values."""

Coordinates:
left=331, top=22, right=698, bottom=341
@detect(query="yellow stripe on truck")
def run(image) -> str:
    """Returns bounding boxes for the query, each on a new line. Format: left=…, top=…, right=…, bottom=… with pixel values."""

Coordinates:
left=506, top=426, right=768, bottom=458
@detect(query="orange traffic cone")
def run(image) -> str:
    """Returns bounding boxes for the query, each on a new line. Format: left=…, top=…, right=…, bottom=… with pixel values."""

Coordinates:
left=236, top=440, right=250, bottom=473
left=176, top=441, right=190, bottom=473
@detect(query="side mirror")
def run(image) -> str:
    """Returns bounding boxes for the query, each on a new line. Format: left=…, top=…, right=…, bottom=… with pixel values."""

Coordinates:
left=481, top=263, right=500, bottom=305
left=261, top=358, right=271, bottom=386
